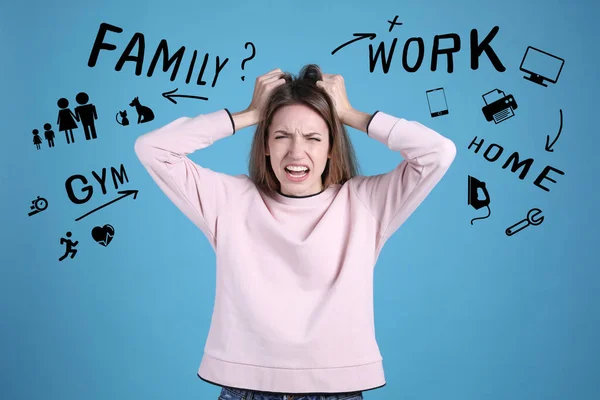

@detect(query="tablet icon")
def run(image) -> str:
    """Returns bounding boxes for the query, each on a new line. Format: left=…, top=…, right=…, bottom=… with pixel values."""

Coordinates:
left=426, top=87, right=449, bottom=118
left=481, top=88, right=517, bottom=124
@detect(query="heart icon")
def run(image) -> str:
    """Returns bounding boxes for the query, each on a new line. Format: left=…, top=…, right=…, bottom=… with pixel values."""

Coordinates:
left=91, top=224, right=115, bottom=246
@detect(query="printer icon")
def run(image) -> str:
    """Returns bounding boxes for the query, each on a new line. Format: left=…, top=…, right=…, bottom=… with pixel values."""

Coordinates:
left=481, top=89, right=518, bottom=124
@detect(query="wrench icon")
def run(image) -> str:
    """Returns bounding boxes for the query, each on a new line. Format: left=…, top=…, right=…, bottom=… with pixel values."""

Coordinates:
left=505, top=208, right=544, bottom=236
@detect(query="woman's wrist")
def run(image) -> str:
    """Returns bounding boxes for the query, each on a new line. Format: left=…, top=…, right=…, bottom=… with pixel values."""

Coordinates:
left=231, top=108, right=260, bottom=131
left=341, top=108, right=372, bottom=133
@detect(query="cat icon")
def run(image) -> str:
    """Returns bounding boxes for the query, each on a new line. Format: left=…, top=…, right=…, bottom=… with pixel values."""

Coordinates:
left=116, top=110, right=129, bottom=126
left=129, top=96, right=154, bottom=124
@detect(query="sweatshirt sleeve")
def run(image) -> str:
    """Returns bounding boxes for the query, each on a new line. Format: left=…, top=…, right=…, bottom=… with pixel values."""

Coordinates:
left=350, top=111, right=457, bottom=247
left=133, top=108, right=243, bottom=250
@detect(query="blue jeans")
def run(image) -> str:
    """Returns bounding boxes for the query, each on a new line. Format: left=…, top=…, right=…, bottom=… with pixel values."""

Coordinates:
left=218, top=385, right=364, bottom=400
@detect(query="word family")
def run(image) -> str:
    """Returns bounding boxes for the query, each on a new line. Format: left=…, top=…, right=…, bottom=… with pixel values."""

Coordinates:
left=88, top=23, right=228, bottom=87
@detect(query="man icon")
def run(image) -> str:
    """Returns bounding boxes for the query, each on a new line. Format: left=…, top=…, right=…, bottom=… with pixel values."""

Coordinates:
left=74, top=92, right=98, bottom=140
left=59, top=231, right=78, bottom=261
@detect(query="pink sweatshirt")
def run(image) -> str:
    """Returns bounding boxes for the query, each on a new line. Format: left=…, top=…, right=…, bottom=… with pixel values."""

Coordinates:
left=134, top=108, right=456, bottom=394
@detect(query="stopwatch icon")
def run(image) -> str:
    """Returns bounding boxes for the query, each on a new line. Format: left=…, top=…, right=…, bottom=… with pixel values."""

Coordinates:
left=28, top=196, right=48, bottom=216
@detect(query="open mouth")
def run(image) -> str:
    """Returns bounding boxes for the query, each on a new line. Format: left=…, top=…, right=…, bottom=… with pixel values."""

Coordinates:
left=284, top=167, right=310, bottom=181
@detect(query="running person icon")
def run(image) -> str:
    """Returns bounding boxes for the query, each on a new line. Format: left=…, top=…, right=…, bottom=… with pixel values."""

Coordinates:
left=59, top=231, right=78, bottom=261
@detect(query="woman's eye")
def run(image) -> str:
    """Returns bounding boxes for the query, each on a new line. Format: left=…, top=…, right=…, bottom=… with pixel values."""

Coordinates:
left=275, top=137, right=321, bottom=141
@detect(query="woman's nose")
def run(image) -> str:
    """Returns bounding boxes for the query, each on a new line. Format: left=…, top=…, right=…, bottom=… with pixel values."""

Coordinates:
left=288, top=139, right=307, bottom=153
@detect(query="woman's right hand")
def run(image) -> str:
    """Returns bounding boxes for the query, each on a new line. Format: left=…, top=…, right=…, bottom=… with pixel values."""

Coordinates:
left=246, top=68, right=286, bottom=115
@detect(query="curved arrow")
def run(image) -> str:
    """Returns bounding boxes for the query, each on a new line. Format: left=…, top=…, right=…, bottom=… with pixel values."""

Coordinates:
left=331, top=33, right=377, bottom=55
left=75, top=189, right=138, bottom=221
left=162, top=88, right=209, bottom=104
left=545, top=109, right=563, bottom=152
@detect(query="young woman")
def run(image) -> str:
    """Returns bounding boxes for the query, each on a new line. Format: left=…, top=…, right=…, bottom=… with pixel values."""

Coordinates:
left=134, top=65, right=456, bottom=400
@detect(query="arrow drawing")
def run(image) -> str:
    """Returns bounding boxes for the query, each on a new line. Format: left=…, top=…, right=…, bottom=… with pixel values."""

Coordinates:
left=545, top=109, right=563, bottom=152
left=75, top=189, right=138, bottom=221
left=331, top=33, right=377, bottom=55
left=162, top=88, right=209, bottom=104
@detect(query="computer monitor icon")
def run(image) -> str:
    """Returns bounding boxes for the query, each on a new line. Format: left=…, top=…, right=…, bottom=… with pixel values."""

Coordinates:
left=519, top=46, right=564, bottom=87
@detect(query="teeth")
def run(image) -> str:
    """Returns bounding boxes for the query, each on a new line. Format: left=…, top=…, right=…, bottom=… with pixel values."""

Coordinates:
left=287, top=170, right=307, bottom=177
left=285, top=165, right=308, bottom=171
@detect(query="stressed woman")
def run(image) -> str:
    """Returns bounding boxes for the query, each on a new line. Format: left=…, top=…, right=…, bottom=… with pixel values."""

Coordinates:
left=134, top=64, right=456, bottom=400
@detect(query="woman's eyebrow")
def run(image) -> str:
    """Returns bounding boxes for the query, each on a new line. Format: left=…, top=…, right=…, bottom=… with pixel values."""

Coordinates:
left=274, top=131, right=322, bottom=136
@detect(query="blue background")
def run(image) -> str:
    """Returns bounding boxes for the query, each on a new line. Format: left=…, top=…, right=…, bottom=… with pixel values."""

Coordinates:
left=2, top=0, right=598, bottom=399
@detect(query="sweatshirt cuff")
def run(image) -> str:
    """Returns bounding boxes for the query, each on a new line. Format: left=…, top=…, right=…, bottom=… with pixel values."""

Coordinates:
left=196, top=108, right=236, bottom=142
left=224, top=108, right=236, bottom=134
left=366, top=111, right=400, bottom=145
left=366, top=111, right=380, bottom=136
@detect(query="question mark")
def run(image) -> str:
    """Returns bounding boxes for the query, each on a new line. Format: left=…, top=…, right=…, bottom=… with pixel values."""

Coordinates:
left=240, top=41, right=256, bottom=81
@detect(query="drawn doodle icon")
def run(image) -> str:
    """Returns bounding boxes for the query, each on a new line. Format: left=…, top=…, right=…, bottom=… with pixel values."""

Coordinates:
left=129, top=96, right=154, bottom=124
left=91, top=224, right=115, bottom=247
left=426, top=87, right=449, bottom=117
left=116, top=110, right=130, bottom=126
left=545, top=109, right=563, bottom=152
left=331, top=32, right=377, bottom=56
left=240, top=41, right=256, bottom=81
left=520, top=46, right=564, bottom=87
left=75, top=189, right=139, bottom=222
left=43, top=123, right=56, bottom=147
left=57, top=97, right=79, bottom=144
left=505, top=208, right=544, bottom=236
left=387, top=15, right=402, bottom=32
left=59, top=231, right=78, bottom=261
left=32, top=129, right=43, bottom=150
left=33, top=124, right=57, bottom=150
left=74, top=92, right=99, bottom=140
left=28, top=195, right=48, bottom=216
left=467, top=175, right=491, bottom=225
left=162, top=88, right=209, bottom=104
left=481, top=89, right=518, bottom=124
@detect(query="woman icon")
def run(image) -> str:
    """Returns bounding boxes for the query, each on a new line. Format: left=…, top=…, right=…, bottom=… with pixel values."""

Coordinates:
left=57, top=97, right=79, bottom=144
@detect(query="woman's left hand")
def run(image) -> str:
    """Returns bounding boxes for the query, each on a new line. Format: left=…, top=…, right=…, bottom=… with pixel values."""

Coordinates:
left=316, top=73, right=353, bottom=124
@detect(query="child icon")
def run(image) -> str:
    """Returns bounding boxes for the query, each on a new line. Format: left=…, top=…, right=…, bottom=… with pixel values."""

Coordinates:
left=32, top=129, right=42, bottom=150
left=59, top=231, right=78, bottom=261
left=57, top=98, right=78, bottom=144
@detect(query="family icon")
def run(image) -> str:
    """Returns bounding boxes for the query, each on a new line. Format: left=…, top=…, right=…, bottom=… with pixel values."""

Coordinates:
left=33, top=92, right=100, bottom=151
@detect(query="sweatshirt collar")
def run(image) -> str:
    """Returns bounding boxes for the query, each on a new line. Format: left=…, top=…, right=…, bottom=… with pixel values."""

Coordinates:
left=272, top=184, right=339, bottom=206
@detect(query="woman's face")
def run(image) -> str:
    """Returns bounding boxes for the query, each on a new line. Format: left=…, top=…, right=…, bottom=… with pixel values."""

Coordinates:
left=266, top=104, right=332, bottom=197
